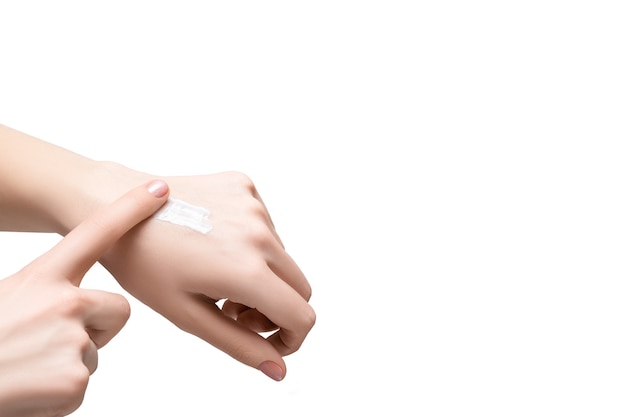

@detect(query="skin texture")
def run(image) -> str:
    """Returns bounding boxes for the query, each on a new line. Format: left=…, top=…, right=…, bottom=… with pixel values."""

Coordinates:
left=0, top=124, right=315, bottom=385
left=98, top=169, right=315, bottom=378
left=0, top=180, right=170, bottom=417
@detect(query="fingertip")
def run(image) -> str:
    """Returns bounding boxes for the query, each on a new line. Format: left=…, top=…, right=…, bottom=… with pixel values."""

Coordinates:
left=146, top=179, right=170, bottom=198
left=257, top=360, right=286, bottom=381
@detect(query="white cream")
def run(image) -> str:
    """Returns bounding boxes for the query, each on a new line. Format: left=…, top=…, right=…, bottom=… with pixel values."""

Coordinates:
left=154, top=198, right=213, bottom=234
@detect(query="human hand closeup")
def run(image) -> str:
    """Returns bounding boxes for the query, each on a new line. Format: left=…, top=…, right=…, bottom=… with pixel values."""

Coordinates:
left=0, top=123, right=315, bottom=388
left=0, top=180, right=170, bottom=417
left=98, top=168, right=316, bottom=381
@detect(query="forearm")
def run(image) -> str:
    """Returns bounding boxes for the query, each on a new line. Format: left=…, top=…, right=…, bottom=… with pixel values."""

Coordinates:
left=0, top=124, right=147, bottom=235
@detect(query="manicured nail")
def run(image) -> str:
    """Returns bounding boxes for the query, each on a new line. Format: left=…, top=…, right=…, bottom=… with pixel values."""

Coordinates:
left=258, top=361, right=284, bottom=381
left=147, top=180, right=169, bottom=197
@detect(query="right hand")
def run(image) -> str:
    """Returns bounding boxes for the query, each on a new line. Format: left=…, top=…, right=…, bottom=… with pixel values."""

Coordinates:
left=0, top=180, right=170, bottom=417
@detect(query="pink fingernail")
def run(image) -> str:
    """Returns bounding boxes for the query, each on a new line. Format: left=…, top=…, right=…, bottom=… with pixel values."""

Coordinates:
left=258, top=361, right=284, bottom=381
left=147, top=180, right=169, bottom=197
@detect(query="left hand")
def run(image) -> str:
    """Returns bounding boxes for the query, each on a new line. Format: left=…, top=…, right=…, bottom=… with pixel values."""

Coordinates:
left=98, top=169, right=315, bottom=381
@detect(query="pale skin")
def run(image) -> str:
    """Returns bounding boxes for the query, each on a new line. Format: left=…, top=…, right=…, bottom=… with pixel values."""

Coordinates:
left=0, top=179, right=171, bottom=416
left=0, top=124, right=315, bottom=412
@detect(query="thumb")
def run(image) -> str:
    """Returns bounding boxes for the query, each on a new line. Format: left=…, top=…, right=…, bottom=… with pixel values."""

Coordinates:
left=37, top=179, right=170, bottom=285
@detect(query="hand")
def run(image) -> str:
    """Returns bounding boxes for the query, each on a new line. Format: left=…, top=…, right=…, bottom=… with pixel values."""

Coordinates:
left=0, top=180, right=169, bottom=417
left=100, top=170, right=316, bottom=381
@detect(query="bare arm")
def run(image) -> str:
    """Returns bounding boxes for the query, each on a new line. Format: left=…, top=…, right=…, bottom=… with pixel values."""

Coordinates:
left=0, top=124, right=104, bottom=233
left=0, top=123, right=315, bottom=381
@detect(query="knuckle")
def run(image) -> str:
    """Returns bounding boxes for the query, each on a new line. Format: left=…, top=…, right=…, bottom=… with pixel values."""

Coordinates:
left=246, top=198, right=266, bottom=216
left=226, top=171, right=255, bottom=190
left=298, top=305, right=317, bottom=332
left=301, top=281, right=313, bottom=302
left=279, top=306, right=316, bottom=355
left=62, top=326, right=92, bottom=353
left=278, top=332, right=303, bottom=355
left=244, top=222, right=273, bottom=247
left=57, top=289, right=87, bottom=317
left=66, top=367, right=90, bottom=394
left=56, top=367, right=89, bottom=413
left=76, top=330, right=93, bottom=352
left=112, top=293, right=132, bottom=321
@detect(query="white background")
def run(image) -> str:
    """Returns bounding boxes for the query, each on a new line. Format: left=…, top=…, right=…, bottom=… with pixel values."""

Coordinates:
left=1, top=1, right=625, bottom=416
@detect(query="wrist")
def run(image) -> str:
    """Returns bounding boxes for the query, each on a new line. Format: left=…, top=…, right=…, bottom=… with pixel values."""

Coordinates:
left=0, top=125, right=154, bottom=236
left=53, top=161, right=152, bottom=235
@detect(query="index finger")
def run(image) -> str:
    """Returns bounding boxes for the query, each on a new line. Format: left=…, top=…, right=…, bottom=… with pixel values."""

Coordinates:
left=37, top=180, right=170, bottom=285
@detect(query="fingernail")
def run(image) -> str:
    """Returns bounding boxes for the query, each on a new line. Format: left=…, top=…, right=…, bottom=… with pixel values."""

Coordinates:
left=147, top=180, right=169, bottom=197
left=258, top=361, right=284, bottom=381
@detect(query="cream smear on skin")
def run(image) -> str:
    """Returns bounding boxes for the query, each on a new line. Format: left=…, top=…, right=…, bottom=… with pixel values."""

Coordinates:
left=154, top=198, right=213, bottom=234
